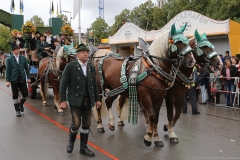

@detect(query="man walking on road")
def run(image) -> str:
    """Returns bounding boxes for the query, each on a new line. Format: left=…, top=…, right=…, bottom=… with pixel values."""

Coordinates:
left=60, top=43, right=101, bottom=157
left=5, top=44, right=30, bottom=117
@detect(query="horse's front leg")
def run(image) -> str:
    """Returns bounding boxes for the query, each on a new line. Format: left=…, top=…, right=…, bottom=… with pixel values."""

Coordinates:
left=95, top=95, right=105, bottom=133
left=152, top=101, right=164, bottom=147
left=52, top=82, right=63, bottom=116
left=40, top=80, right=48, bottom=106
left=105, top=95, right=118, bottom=131
left=164, top=97, right=179, bottom=143
left=117, top=95, right=129, bottom=126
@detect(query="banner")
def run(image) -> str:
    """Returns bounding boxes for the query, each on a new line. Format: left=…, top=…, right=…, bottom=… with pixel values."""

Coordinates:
left=73, top=0, right=82, bottom=19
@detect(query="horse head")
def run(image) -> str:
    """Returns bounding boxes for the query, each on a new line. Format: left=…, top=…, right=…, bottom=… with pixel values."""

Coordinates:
left=168, top=23, right=195, bottom=68
left=190, top=30, right=223, bottom=72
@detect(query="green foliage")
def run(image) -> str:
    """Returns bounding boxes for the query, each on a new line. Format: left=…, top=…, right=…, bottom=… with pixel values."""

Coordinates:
left=86, top=18, right=110, bottom=45
left=129, top=0, right=157, bottom=30
left=29, top=15, right=45, bottom=27
left=0, top=25, right=11, bottom=52
left=57, top=14, right=70, bottom=26
left=109, top=9, right=131, bottom=35
left=0, top=9, right=12, bottom=28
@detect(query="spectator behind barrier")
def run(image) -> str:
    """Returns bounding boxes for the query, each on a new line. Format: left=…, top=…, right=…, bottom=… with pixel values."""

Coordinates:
left=219, top=54, right=224, bottom=63
left=221, top=59, right=238, bottom=106
left=223, top=51, right=231, bottom=62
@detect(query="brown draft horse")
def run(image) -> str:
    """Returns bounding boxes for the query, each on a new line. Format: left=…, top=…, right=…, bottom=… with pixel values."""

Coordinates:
left=94, top=24, right=195, bottom=146
left=162, top=30, right=223, bottom=143
left=38, top=52, right=76, bottom=116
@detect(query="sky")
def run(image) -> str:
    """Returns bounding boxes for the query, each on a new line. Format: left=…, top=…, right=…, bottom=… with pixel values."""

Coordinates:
left=0, top=0, right=155, bottom=33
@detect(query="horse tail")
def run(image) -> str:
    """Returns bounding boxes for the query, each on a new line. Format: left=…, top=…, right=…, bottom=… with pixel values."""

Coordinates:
left=119, top=97, right=129, bottom=121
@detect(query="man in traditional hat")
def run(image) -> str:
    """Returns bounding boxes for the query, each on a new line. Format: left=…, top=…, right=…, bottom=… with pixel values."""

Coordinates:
left=51, top=38, right=61, bottom=57
left=45, top=30, right=54, bottom=49
left=36, top=34, right=51, bottom=60
left=60, top=43, right=101, bottom=157
left=5, top=44, right=31, bottom=117
left=59, top=31, right=67, bottom=46
left=30, top=31, right=41, bottom=51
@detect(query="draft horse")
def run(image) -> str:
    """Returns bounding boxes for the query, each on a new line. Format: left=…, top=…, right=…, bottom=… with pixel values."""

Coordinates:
left=94, top=23, right=195, bottom=146
left=162, top=30, right=223, bottom=143
left=38, top=47, right=76, bottom=115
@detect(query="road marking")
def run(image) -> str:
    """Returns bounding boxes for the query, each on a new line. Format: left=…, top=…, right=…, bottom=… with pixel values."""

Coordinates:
left=0, top=87, right=119, bottom=160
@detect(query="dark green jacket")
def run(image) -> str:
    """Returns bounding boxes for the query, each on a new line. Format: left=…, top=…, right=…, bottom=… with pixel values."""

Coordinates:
left=60, top=61, right=100, bottom=107
left=36, top=40, right=49, bottom=56
left=6, top=55, right=30, bottom=82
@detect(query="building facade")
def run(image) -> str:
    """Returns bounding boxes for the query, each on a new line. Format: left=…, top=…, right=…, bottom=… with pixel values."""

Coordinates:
left=108, top=10, right=240, bottom=57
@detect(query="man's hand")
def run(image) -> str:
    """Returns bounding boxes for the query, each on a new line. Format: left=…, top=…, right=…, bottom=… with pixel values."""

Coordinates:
left=6, top=82, right=10, bottom=87
left=27, top=79, right=31, bottom=83
left=60, top=101, right=68, bottom=109
left=96, top=101, right=101, bottom=109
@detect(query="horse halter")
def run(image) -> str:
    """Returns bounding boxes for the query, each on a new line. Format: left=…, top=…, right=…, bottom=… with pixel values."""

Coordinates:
left=168, top=33, right=193, bottom=62
left=195, top=39, right=218, bottom=68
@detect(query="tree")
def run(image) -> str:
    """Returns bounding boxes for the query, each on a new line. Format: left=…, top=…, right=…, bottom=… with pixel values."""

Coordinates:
left=109, top=9, right=131, bottom=35
left=57, top=14, right=70, bottom=26
left=29, top=15, right=44, bottom=27
left=129, top=0, right=157, bottom=30
left=86, top=18, right=109, bottom=45
left=0, top=25, right=10, bottom=52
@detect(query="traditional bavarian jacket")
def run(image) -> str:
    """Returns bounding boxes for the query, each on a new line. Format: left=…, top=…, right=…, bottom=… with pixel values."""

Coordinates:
left=36, top=41, right=49, bottom=56
left=6, top=55, right=30, bottom=82
left=59, top=61, right=100, bottom=107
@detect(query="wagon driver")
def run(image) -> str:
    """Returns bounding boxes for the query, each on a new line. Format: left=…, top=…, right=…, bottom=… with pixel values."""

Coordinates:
left=6, top=44, right=31, bottom=117
left=60, top=43, right=101, bottom=157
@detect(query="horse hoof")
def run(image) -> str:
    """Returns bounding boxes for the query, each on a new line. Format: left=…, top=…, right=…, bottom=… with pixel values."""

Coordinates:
left=170, top=138, right=179, bottom=143
left=163, top=124, right=168, bottom=132
left=58, top=112, right=64, bottom=116
left=97, top=128, right=105, bottom=133
left=144, top=138, right=152, bottom=147
left=108, top=124, right=115, bottom=131
left=154, top=141, right=164, bottom=147
left=43, top=103, right=47, bottom=107
left=118, top=121, right=125, bottom=126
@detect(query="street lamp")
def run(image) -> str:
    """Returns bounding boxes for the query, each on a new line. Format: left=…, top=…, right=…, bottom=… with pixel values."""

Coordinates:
left=62, top=10, right=72, bottom=25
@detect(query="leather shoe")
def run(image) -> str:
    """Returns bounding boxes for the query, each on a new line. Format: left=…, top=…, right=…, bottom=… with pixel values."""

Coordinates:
left=192, top=111, right=200, bottom=115
left=16, top=111, right=21, bottom=117
left=80, top=145, right=95, bottom=157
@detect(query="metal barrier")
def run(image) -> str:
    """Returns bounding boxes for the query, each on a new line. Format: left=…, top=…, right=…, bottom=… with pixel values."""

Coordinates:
left=207, top=76, right=240, bottom=110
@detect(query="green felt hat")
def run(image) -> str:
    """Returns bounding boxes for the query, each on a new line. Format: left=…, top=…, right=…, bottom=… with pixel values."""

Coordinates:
left=76, top=43, right=89, bottom=52
left=11, top=44, right=19, bottom=51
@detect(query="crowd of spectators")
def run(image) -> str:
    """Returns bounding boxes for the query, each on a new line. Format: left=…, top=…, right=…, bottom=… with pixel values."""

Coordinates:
left=198, top=50, right=240, bottom=107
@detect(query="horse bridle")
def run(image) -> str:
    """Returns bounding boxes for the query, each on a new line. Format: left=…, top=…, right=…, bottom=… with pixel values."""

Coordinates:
left=194, top=40, right=218, bottom=69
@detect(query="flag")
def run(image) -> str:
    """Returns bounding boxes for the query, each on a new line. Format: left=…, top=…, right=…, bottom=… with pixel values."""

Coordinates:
left=60, top=0, right=62, bottom=14
left=57, top=1, right=59, bottom=16
left=10, top=0, right=15, bottom=13
left=73, top=0, right=82, bottom=19
left=12, top=0, right=15, bottom=10
left=49, top=0, right=51, bottom=15
left=20, top=0, right=24, bottom=14
left=52, top=0, right=54, bottom=15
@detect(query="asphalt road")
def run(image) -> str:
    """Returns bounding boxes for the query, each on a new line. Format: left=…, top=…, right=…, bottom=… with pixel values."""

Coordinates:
left=0, top=78, right=240, bottom=160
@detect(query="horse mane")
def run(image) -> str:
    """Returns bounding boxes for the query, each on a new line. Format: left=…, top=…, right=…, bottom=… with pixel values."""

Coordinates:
left=148, top=31, right=170, bottom=66
left=56, top=46, right=64, bottom=69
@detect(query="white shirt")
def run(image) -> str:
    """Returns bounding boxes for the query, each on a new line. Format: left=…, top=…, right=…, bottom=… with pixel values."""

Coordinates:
left=14, top=54, right=19, bottom=64
left=78, top=59, right=87, bottom=76
left=46, top=36, right=52, bottom=44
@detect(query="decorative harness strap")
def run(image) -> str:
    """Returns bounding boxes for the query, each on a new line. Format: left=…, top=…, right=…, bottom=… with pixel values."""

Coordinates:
left=108, top=58, right=129, bottom=97
left=172, top=65, right=195, bottom=88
